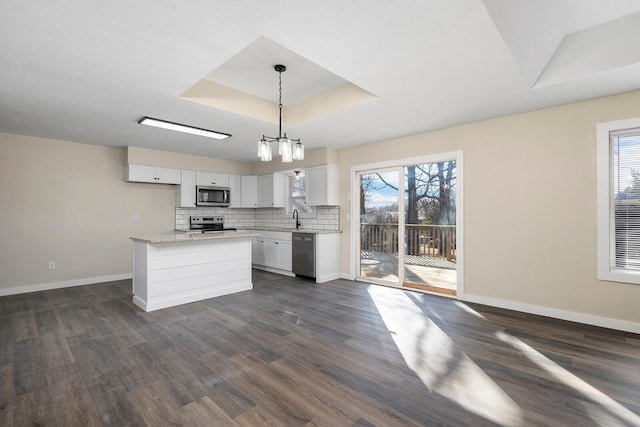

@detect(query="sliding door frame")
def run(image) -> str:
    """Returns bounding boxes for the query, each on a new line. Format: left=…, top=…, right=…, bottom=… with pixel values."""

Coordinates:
left=349, top=151, right=464, bottom=297
left=355, top=166, right=405, bottom=287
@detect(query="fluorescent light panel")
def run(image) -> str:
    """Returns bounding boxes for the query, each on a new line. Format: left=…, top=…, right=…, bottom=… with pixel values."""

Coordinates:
left=138, top=116, right=231, bottom=140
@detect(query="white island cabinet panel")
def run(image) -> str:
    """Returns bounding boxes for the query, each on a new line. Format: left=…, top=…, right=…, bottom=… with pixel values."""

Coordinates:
left=131, top=233, right=256, bottom=312
left=148, top=245, right=248, bottom=271
left=148, top=263, right=250, bottom=297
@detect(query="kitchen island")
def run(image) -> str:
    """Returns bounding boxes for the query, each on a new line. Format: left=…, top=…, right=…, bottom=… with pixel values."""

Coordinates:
left=130, top=231, right=259, bottom=312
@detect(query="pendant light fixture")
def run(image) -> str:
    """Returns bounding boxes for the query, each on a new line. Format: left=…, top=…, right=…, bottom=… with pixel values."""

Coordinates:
left=258, top=64, right=304, bottom=162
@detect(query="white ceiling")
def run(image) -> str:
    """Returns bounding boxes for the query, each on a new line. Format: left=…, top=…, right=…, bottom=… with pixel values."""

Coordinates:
left=2, top=0, right=640, bottom=163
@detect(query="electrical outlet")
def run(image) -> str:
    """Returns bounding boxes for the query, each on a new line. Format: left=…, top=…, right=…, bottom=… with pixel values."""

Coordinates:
left=134, top=213, right=141, bottom=221
left=48, top=261, right=56, bottom=270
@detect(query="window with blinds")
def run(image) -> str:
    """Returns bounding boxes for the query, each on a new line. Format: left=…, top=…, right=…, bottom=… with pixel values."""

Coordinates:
left=597, top=117, right=640, bottom=284
left=611, top=128, right=640, bottom=270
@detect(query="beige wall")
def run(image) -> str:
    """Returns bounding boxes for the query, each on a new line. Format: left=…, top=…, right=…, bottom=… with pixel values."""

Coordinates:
left=339, top=89, right=640, bottom=326
left=0, top=134, right=176, bottom=291
left=3, top=89, right=640, bottom=328
left=126, top=146, right=252, bottom=175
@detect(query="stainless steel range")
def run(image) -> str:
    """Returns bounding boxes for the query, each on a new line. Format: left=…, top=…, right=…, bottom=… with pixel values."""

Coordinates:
left=189, top=216, right=237, bottom=233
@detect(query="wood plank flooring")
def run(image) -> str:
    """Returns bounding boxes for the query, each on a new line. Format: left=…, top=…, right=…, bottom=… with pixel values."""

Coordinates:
left=1, top=270, right=639, bottom=426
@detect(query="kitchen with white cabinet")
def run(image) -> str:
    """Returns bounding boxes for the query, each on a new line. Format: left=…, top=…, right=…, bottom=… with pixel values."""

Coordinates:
left=127, top=155, right=343, bottom=293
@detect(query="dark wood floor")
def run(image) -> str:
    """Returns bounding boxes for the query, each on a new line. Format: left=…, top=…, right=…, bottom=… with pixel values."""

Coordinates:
left=1, top=271, right=639, bottom=426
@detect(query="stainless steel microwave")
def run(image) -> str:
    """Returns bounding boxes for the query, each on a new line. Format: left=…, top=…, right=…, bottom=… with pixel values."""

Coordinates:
left=196, top=185, right=230, bottom=207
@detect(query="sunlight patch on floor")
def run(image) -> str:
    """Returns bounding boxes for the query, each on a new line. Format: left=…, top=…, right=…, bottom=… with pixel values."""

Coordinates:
left=454, top=301, right=486, bottom=319
left=496, top=331, right=640, bottom=427
left=368, top=285, right=523, bottom=427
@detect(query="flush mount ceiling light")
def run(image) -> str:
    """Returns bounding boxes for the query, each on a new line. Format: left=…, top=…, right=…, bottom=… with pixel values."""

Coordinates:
left=258, top=64, right=304, bottom=162
left=138, top=116, right=231, bottom=140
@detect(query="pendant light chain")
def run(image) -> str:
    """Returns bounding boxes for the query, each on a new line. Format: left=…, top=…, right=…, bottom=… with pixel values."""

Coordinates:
left=278, top=68, right=283, bottom=139
left=258, top=63, right=304, bottom=162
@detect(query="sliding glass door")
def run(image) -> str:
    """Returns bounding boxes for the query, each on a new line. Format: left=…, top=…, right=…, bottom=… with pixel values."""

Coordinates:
left=356, top=158, right=458, bottom=295
left=358, top=170, right=401, bottom=283
left=402, top=161, right=457, bottom=294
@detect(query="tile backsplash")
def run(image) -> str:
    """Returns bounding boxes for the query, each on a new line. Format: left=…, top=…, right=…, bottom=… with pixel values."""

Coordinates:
left=175, top=206, right=340, bottom=231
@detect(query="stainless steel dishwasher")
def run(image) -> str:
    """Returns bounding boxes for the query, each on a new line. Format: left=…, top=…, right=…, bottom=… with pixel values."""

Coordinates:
left=292, top=232, right=315, bottom=278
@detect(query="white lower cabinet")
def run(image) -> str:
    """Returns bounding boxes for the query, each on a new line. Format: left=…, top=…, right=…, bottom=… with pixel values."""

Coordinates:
left=250, top=231, right=339, bottom=282
left=251, top=231, right=293, bottom=274
left=265, top=240, right=279, bottom=268
left=252, top=237, right=266, bottom=265
left=315, top=233, right=341, bottom=283
left=279, top=240, right=292, bottom=271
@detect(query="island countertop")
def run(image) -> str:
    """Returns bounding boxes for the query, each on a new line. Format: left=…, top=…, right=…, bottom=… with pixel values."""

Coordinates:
left=130, top=230, right=260, bottom=244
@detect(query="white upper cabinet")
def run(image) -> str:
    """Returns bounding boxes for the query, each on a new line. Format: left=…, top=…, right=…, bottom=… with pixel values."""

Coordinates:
left=196, top=171, right=229, bottom=187
left=228, top=174, right=241, bottom=208
left=175, top=169, right=196, bottom=208
left=240, top=175, right=258, bottom=208
left=305, top=164, right=339, bottom=206
left=127, top=164, right=181, bottom=184
left=257, top=173, right=285, bottom=208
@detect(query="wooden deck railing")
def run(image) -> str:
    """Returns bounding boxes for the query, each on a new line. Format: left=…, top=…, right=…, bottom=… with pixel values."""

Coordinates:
left=360, top=223, right=456, bottom=261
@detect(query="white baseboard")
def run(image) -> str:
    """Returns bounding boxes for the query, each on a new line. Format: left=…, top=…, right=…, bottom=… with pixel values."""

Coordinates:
left=316, top=273, right=342, bottom=283
left=0, top=273, right=133, bottom=297
left=252, top=265, right=295, bottom=277
left=460, top=294, right=640, bottom=334
left=336, top=274, right=639, bottom=334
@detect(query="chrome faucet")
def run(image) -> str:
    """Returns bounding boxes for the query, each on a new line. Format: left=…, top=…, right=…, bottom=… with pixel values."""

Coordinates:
left=293, top=209, right=300, bottom=229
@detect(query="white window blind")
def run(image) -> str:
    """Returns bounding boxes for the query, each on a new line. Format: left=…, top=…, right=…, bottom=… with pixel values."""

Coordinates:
left=610, top=128, right=640, bottom=271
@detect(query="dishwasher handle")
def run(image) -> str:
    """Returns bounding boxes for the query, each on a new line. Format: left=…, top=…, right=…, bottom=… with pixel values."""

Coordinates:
left=293, top=235, right=313, bottom=241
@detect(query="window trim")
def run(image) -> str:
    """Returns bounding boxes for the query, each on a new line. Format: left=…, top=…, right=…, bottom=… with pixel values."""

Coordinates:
left=597, top=117, right=640, bottom=284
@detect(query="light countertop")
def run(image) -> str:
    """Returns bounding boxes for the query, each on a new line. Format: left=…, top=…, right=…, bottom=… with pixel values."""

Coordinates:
left=245, top=227, right=342, bottom=234
left=130, top=230, right=260, bottom=244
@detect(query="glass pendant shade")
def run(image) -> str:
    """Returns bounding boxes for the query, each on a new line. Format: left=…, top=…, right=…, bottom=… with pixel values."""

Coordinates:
left=279, top=137, right=293, bottom=162
left=282, top=151, right=293, bottom=163
left=293, top=141, right=304, bottom=160
left=263, top=143, right=272, bottom=161
left=258, top=139, right=272, bottom=161
left=278, top=137, right=289, bottom=155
